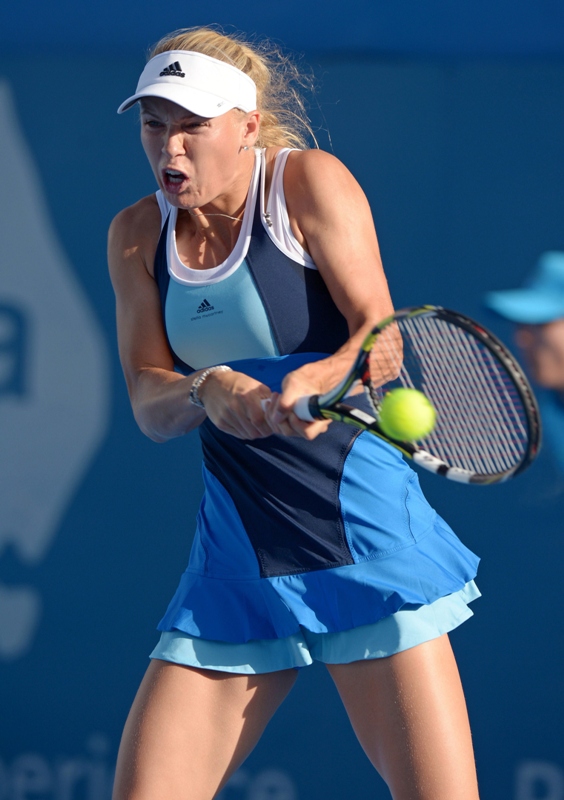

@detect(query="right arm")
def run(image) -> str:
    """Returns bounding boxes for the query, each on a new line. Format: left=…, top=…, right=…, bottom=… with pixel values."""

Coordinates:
left=107, top=198, right=272, bottom=442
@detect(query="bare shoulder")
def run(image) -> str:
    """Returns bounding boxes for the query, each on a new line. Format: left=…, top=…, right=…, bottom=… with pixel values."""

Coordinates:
left=285, top=148, right=354, bottom=181
left=284, top=149, right=365, bottom=211
left=108, top=194, right=162, bottom=280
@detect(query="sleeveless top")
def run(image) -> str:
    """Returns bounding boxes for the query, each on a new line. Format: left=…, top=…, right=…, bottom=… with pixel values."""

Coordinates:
left=154, top=148, right=349, bottom=372
left=152, top=148, right=479, bottom=643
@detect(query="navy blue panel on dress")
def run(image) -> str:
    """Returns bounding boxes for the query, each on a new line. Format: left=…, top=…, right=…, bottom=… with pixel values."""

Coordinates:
left=246, top=195, right=350, bottom=356
left=153, top=214, right=195, bottom=373
left=153, top=163, right=358, bottom=577
left=154, top=214, right=170, bottom=311
left=199, top=420, right=358, bottom=578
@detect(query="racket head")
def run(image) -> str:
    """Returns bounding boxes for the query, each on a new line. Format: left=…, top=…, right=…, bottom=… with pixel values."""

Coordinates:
left=313, top=306, right=542, bottom=484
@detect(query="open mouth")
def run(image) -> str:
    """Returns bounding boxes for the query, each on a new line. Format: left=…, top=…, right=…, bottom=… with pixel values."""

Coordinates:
left=162, top=168, right=189, bottom=193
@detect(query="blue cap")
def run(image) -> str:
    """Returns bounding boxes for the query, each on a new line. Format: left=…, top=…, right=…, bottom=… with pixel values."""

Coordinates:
left=485, top=251, right=564, bottom=324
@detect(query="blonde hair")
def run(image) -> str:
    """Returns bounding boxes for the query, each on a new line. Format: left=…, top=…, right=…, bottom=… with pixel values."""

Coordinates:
left=149, top=26, right=316, bottom=149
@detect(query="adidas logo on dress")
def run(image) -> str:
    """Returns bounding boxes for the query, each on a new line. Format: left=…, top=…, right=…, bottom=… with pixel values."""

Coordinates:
left=159, top=61, right=185, bottom=78
left=197, top=299, right=214, bottom=313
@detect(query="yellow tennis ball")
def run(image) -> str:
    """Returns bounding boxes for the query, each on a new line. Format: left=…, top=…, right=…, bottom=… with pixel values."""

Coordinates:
left=378, top=388, right=436, bottom=441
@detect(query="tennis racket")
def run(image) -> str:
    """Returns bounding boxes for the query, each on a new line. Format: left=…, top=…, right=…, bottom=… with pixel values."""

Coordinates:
left=293, top=306, right=541, bottom=484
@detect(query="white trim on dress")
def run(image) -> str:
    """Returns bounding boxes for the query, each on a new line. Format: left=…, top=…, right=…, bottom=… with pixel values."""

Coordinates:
left=154, top=147, right=317, bottom=287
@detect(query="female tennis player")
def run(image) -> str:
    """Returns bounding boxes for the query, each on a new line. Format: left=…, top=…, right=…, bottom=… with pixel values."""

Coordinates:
left=109, top=26, right=481, bottom=799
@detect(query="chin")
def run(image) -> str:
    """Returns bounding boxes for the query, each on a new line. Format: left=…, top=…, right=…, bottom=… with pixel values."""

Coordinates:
left=163, top=191, right=195, bottom=209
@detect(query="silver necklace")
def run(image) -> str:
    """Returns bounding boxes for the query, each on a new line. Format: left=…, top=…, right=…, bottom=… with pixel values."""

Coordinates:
left=187, top=210, right=244, bottom=223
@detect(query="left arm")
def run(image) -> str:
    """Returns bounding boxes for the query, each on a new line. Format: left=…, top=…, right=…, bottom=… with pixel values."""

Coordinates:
left=265, top=148, right=394, bottom=438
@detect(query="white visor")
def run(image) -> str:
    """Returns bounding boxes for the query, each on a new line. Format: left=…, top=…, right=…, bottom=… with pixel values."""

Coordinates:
left=117, top=50, right=257, bottom=117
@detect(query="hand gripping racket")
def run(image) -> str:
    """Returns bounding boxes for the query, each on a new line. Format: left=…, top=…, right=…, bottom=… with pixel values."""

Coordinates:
left=294, top=306, right=541, bottom=484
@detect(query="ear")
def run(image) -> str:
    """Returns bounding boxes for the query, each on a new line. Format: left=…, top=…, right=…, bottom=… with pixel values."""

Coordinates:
left=241, top=110, right=261, bottom=147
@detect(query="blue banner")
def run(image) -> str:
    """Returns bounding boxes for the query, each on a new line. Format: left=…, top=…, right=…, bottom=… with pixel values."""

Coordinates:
left=2, top=0, right=564, bottom=56
left=1, top=51, right=564, bottom=800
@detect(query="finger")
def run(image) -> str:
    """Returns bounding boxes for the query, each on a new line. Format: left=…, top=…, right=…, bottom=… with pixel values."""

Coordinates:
left=263, top=393, right=285, bottom=429
left=262, top=398, right=296, bottom=436
left=286, top=415, right=332, bottom=440
left=270, top=399, right=295, bottom=426
left=237, top=400, right=278, bottom=439
left=272, top=419, right=299, bottom=437
left=265, top=407, right=330, bottom=439
left=243, top=394, right=276, bottom=438
left=215, top=407, right=263, bottom=440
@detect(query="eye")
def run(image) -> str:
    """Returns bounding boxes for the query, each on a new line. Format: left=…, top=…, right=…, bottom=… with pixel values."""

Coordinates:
left=183, top=119, right=209, bottom=131
left=142, top=118, right=164, bottom=129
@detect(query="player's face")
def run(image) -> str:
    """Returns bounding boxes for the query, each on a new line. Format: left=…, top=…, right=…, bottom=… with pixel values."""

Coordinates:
left=139, top=97, right=256, bottom=210
left=515, top=319, right=564, bottom=390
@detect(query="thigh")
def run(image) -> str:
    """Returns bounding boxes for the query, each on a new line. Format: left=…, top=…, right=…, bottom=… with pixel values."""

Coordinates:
left=326, top=634, right=479, bottom=800
left=113, top=659, right=298, bottom=800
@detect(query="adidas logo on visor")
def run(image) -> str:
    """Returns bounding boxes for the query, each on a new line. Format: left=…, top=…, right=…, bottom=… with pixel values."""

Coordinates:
left=159, top=61, right=185, bottom=78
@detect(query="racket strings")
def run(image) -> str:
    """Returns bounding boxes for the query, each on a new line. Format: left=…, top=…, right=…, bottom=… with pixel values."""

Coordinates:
left=400, top=320, right=507, bottom=472
left=420, top=319, right=526, bottom=471
left=461, top=335, right=528, bottom=450
left=416, top=319, right=529, bottom=472
left=368, top=314, right=530, bottom=475
left=417, top=320, right=528, bottom=472
left=406, top=320, right=503, bottom=471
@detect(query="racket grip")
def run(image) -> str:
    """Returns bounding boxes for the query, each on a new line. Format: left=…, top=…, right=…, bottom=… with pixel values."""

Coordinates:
left=293, top=395, right=318, bottom=421
left=261, top=395, right=321, bottom=421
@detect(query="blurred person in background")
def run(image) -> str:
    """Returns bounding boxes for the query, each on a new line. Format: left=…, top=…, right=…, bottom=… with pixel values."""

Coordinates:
left=485, top=251, right=564, bottom=474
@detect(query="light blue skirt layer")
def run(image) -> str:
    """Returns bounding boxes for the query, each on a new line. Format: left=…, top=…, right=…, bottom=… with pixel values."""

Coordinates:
left=151, top=580, right=480, bottom=674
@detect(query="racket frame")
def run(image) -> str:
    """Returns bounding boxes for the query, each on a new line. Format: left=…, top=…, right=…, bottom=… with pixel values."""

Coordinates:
left=298, top=306, right=541, bottom=485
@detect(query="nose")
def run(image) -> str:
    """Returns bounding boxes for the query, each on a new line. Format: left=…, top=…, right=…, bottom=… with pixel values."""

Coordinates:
left=162, top=128, right=186, bottom=157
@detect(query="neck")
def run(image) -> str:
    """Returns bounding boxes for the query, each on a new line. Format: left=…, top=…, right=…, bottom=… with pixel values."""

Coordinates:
left=182, top=201, right=246, bottom=245
left=180, top=149, right=255, bottom=241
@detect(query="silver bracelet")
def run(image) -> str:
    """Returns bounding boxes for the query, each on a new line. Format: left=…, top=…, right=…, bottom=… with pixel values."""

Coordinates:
left=189, top=365, right=233, bottom=409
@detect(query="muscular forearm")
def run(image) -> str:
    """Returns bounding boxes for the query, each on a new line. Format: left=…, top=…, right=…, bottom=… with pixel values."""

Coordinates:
left=128, top=365, right=276, bottom=443
left=283, top=320, right=378, bottom=403
left=129, top=367, right=206, bottom=443
left=315, top=322, right=377, bottom=390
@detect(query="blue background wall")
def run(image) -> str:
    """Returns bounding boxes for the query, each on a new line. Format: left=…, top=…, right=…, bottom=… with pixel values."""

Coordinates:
left=1, top=3, right=564, bottom=799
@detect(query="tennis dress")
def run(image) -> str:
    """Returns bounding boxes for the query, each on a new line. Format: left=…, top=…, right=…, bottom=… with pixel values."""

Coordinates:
left=152, top=148, right=480, bottom=653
